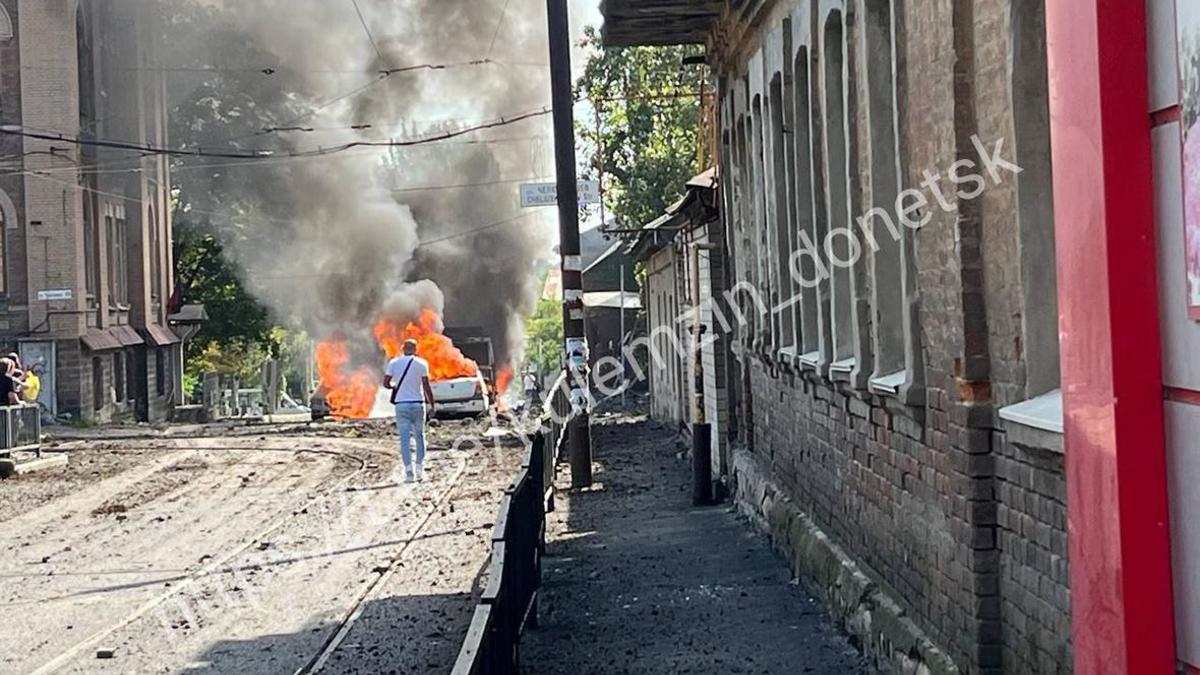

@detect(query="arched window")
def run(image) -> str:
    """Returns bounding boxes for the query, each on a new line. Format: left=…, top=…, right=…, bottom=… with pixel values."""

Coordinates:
left=1011, top=0, right=1059, bottom=399
left=863, top=0, right=906, bottom=383
left=0, top=188, right=13, bottom=295
left=822, top=10, right=855, bottom=368
left=0, top=5, right=13, bottom=41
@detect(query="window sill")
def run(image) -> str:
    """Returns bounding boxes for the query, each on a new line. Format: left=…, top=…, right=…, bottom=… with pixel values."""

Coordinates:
left=869, top=370, right=906, bottom=396
left=998, top=389, right=1063, bottom=434
left=778, top=345, right=798, bottom=367
left=798, top=351, right=820, bottom=370
left=830, top=357, right=855, bottom=381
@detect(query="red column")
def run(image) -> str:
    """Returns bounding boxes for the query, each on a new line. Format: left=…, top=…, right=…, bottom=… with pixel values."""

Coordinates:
left=1046, top=1, right=1177, bottom=672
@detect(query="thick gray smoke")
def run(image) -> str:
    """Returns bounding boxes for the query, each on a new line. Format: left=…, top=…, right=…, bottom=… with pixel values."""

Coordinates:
left=161, top=0, right=597, bottom=368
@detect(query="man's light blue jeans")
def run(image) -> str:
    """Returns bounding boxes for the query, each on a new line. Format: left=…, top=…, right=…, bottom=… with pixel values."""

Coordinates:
left=394, top=402, right=426, bottom=472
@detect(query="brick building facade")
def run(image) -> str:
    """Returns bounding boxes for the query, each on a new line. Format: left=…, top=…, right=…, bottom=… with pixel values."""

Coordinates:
left=604, top=1, right=1070, bottom=673
left=0, top=0, right=180, bottom=423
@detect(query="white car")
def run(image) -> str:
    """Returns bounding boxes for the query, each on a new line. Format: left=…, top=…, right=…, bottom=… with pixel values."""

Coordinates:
left=430, top=373, right=491, bottom=417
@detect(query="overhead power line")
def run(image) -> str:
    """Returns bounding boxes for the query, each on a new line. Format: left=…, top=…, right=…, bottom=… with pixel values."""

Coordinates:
left=486, top=0, right=513, bottom=61
left=0, top=108, right=551, bottom=161
left=349, top=0, right=389, bottom=66
left=26, top=170, right=550, bottom=248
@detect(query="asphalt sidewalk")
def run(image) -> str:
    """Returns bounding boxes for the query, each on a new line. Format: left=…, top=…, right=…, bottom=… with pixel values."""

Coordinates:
left=520, top=414, right=876, bottom=675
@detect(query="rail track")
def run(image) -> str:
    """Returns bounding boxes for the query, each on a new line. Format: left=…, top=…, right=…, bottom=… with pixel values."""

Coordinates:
left=22, top=435, right=479, bottom=675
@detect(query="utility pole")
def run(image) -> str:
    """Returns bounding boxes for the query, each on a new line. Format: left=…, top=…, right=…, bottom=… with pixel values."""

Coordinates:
left=546, top=0, right=592, bottom=488
left=620, top=263, right=627, bottom=408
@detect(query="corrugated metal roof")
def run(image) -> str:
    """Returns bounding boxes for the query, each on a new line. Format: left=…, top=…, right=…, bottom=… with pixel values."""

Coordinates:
left=584, top=291, right=643, bottom=310
left=143, top=324, right=181, bottom=346
left=599, top=0, right=723, bottom=47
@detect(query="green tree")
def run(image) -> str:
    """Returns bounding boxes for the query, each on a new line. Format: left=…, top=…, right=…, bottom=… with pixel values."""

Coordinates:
left=174, top=221, right=280, bottom=380
left=525, top=297, right=564, bottom=377
left=576, top=27, right=706, bottom=231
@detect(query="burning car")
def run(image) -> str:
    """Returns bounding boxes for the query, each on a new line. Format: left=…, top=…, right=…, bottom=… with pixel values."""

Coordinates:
left=313, top=310, right=500, bottom=420
left=430, top=371, right=491, bottom=417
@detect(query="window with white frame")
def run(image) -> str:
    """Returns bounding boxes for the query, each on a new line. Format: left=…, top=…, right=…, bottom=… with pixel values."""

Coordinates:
left=792, top=43, right=821, bottom=362
left=1010, top=0, right=1061, bottom=408
left=863, top=0, right=907, bottom=387
left=821, top=9, right=855, bottom=371
left=996, top=0, right=1061, bottom=436
left=751, top=93, right=770, bottom=348
left=769, top=71, right=797, bottom=355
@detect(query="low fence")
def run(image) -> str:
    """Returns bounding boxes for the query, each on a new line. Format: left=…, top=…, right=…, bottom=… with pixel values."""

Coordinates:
left=0, top=404, right=41, bottom=456
left=451, top=379, right=576, bottom=675
left=451, top=431, right=551, bottom=675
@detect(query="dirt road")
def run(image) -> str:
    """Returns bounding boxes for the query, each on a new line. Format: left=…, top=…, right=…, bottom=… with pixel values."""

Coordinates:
left=0, top=420, right=523, bottom=674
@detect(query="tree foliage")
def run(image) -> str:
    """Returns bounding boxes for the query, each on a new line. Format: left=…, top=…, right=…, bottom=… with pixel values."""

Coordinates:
left=576, top=27, right=706, bottom=231
left=524, top=297, right=564, bottom=377
left=174, top=222, right=280, bottom=379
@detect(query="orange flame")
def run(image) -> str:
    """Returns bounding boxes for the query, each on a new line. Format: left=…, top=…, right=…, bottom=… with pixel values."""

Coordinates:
left=496, top=367, right=513, bottom=394
left=373, top=309, right=478, bottom=381
left=494, top=366, right=514, bottom=412
left=315, top=309, right=480, bottom=419
left=314, top=341, right=378, bottom=419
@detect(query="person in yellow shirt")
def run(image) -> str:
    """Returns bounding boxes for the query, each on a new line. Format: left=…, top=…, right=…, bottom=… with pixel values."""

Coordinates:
left=22, top=367, right=40, bottom=404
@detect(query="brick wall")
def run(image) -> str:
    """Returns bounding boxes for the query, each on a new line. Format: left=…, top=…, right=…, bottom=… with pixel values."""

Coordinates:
left=995, top=433, right=1070, bottom=673
left=2, top=0, right=177, bottom=422
left=711, top=0, right=1071, bottom=673
left=0, top=0, right=26, bottom=313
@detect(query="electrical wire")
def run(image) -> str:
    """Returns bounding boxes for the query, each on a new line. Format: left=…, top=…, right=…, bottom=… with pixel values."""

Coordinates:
left=485, top=0, right=513, bottom=61
left=0, top=108, right=552, bottom=161
left=390, top=175, right=552, bottom=194
left=349, top=0, right=389, bottom=66
left=25, top=167, right=553, bottom=231
left=0, top=126, right=551, bottom=179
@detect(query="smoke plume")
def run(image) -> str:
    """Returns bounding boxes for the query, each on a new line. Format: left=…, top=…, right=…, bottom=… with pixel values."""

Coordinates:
left=161, top=0, right=597, bottom=368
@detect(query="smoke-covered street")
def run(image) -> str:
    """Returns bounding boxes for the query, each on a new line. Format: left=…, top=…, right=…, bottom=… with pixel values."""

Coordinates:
left=0, top=421, right=525, bottom=674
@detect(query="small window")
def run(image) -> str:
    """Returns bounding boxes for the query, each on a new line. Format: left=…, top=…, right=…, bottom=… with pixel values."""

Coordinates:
left=823, top=10, right=855, bottom=365
left=92, top=358, right=103, bottom=411
left=0, top=6, right=12, bottom=41
left=863, top=0, right=907, bottom=381
left=113, top=352, right=125, bottom=402
left=751, top=95, right=768, bottom=346
left=1012, top=0, right=1059, bottom=399
left=792, top=45, right=821, bottom=357
left=156, top=349, right=166, bottom=396
left=769, top=72, right=796, bottom=354
left=126, top=350, right=137, bottom=402
left=0, top=196, right=7, bottom=296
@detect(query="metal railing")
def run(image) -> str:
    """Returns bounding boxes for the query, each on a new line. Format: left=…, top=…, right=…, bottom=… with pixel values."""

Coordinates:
left=0, top=404, right=41, bottom=456
left=451, top=369, right=581, bottom=675
left=451, top=430, right=551, bottom=675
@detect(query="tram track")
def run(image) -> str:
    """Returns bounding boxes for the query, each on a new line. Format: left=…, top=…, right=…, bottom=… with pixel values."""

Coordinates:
left=26, top=439, right=385, bottom=675
left=4, top=425, right=519, bottom=675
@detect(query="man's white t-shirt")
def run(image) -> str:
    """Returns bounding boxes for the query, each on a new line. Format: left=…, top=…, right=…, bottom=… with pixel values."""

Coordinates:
left=385, top=355, right=430, bottom=404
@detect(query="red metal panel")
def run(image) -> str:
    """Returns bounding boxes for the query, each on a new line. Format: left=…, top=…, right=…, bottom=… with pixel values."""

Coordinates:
left=1046, top=0, right=1177, bottom=672
left=1165, top=386, right=1200, bottom=407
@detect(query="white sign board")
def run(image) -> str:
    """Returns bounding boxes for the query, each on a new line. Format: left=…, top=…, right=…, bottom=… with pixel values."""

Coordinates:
left=520, top=181, right=600, bottom=208
left=37, top=289, right=73, bottom=301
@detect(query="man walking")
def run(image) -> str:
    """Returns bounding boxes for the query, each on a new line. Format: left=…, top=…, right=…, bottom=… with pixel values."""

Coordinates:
left=383, top=339, right=436, bottom=483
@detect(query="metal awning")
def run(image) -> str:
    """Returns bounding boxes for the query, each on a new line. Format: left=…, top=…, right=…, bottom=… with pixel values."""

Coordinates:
left=82, top=325, right=144, bottom=352
left=599, top=0, right=724, bottom=47
left=143, top=324, right=182, bottom=347
left=584, top=291, right=643, bottom=310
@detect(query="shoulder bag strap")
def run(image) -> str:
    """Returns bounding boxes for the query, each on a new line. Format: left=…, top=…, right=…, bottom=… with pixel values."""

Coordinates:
left=389, top=357, right=417, bottom=405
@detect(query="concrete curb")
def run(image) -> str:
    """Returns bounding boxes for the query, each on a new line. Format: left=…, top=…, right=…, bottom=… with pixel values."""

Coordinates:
left=11, top=453, right=69, bottom=475
left=732, top=448, right=960, bottom=675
